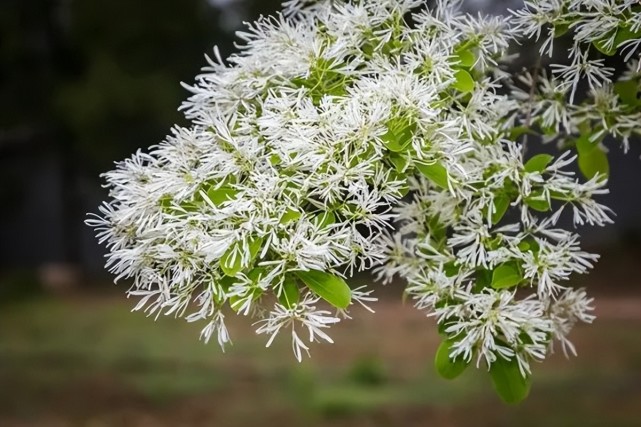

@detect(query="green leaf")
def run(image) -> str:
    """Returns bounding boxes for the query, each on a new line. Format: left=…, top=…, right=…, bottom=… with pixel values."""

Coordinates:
left=524, top=154, right=554, bottom=173
left=489, top=357, right=531, bottom=404
left=280, top=208, right=301, bottom=224
left=228, top=295, right=244, bottom=312
left=524, top=191, right=551, bottom=212
left=229, top=273, right=264, bottom=312
left=491, top=263, right=522, bottom=289
left=474, top=268, right=493, bottom=292
left=382, top=118, right=416, bottom=152
left=220, top=237, right=263, bottom=277
left=218, top=276, right=237, bottom=292
left=294, top=270, right=351, bottom=309
left=179, top=202, right=199, bottom=212
left=519, top=238, right=540, bottom=254
left=614, top=79, right=640, bottom=107
left=159, top=195, right=173, bottom=209
left=248, top=237, right=264, bottom=260
left=553, top=22, right=570, bottom=38
left=416, top=161, right=449, bottom=189
left=387, top=171, right=409, bottom=196
left=452, top=69, right=475, bottom=93
left=398, top=121, right=417, bottom=148
left=578, top=147, right=609, bottom=180
left=246, top=266, right=266, bottom=282
left=453, top=45, right=476, bottom=68
left=215, top=276, right=238, bottom=304
left=220, top=245, right=243, bottom=277
left=540, top=125, right=558, bottom=137
left=575, top=133, right=599, bottom=155
left=491, top=196, right=510, bottom=225
left=397, top=181, right=410, bottom=197
left=435, top=340, right=469, bottom=380
left=206, top=185, right=238, bottom=207
left=444, top=261, right=461, bottom=277
left=508, top=126, right=534, bottom=140
left=437, top=320, right=450, bottom=336
left=592, top=37, right=617, bottom=56
left=382, top=130, right=408, bottom=152
left=362, top=42, right=374, bottom=57
left=614, top=25, right=641, bottom=48
left=269, top=153, right=281, bottom=166
left=313, top=211, right=336, bottom=229
left=279, top=277, right=300, bottom=309
left=577, top=120, right=591, bottom=136
left=388, top=152, right=409, bottom=173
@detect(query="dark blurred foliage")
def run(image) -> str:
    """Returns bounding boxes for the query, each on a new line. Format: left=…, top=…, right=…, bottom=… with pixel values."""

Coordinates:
left=4, top=0, right=220, bottom=171
left=0, top=0, right=281, bottom=269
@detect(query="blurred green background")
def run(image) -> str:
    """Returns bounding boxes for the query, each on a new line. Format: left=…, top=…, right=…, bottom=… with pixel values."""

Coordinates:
left=1, top=290, right=641, bottom=427
left=1, top=1, right=641, bottom=426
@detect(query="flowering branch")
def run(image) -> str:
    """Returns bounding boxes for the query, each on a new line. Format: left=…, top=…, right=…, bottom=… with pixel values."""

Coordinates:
left=88, top=0, right=640, bottom=403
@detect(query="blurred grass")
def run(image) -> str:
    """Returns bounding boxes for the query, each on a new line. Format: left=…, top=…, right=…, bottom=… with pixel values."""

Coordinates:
left=0, top=294, right=640, bottom=426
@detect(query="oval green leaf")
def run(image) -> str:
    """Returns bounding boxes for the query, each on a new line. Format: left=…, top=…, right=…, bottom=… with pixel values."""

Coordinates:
left=524, top=154, right=554, bottom=173
left=220, top=237, right=263, bottom=277
left=491, top=263, right=522, bottom=289
left=382, top=129, right=407, bottom=152
left=279, top=277, right=300, bottom=309
left=578, top=148, right=609, bottom=180
left=614, top=80, right=640, bottom=107
left=382, top=119, right=416, bottom=152
left=575, top=133, right=599, bottom=155
left=388, top=152, right=409, bottom=173
left=452, top=69, right=474, bottom=93
left=489, top=357, right=531, bottom=404
left=294, top=270, right=351, bottom=309
left=614, top=25, right=641, bottom=48
left=508, top=125, right=534, bottom=140
left=220, top=243, right=243, bottom=277
left=524, top=191, right=551, bottom=212
left=280, top=208, right=301, bottom=224
left=592, top=38, right=617, bottom=56
left=313, top=211, right=336, bottom=229
left=491, top=195, right=510, bottom=225
left=248, top=237, right=264, bottom=260
left=206, top=185, right=238, bottom=207
left=553, top=22, right=570, bottom=38
left=435, top=340, right=469, bottom=380
left=454, top=45, right=476, bottom=68
left=416, top=161, right=449, bottom=189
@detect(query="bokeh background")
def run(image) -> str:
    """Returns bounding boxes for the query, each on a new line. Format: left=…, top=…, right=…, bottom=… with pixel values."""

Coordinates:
left=1, top=1, right=641, bottom=426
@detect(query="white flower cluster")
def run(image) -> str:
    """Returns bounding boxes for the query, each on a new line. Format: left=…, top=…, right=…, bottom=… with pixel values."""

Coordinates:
left=88, top=0, right=634, bottom=385
left=380, top=162, right=609, bottom=376
left=511, top=0, right=641, bottom=152
left=512, top=0, right=641, bottom=65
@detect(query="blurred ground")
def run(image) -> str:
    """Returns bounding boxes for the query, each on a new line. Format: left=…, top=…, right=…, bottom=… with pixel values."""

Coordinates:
left=1, top=291, right=640, bottom=427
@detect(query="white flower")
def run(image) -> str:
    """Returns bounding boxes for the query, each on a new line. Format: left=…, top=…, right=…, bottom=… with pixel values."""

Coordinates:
left=437, top=289, right=552, bottom=375
left=255, top=294, right=340, bottom=362
left=199, top=311, right=232, bottom=350
left=551, top=47, right=614, bottom=103
left=547, top=288, right=596, bottom=356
